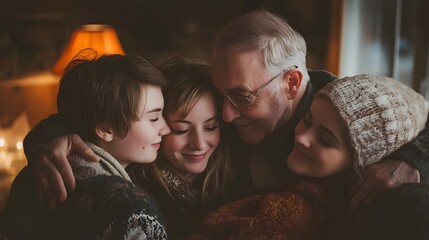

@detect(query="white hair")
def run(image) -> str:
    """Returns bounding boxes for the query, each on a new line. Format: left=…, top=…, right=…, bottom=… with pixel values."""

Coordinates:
left=213, top=10, right=310, bottom=84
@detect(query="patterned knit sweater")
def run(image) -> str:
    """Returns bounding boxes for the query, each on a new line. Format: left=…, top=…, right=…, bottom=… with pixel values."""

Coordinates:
left=130, top=161, right=221, bottom=240
left=0, top=142, right=167, bottom=240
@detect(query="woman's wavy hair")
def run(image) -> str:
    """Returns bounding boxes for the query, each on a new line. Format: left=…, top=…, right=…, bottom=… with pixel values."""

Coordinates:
left=128, top=56, right=231, bottom=203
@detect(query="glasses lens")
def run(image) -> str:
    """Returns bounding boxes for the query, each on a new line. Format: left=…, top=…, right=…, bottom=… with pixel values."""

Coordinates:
left=228, top=94, right=252, bottom=109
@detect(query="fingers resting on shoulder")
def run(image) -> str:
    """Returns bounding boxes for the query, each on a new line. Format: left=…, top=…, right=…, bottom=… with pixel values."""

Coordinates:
left=30, top=134, right=99, bottom=208
left=349, top=159, right=420, bottom=214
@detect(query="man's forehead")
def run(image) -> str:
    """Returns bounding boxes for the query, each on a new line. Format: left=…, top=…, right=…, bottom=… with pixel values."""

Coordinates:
left=213, top=74, right=250, bottom=93
left=212, top=64, right=251, bottom=93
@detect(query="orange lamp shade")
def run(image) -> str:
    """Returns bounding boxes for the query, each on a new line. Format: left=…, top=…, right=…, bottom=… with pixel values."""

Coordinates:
left=53, top=24, right=125, bottom=75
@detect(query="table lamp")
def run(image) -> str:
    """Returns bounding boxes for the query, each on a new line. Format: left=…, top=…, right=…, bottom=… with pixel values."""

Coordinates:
left=53, top=24, right=125, bottom=75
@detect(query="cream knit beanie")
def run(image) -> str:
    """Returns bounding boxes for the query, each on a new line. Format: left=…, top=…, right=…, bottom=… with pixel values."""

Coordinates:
left=315, top=74, right=428, bottom=168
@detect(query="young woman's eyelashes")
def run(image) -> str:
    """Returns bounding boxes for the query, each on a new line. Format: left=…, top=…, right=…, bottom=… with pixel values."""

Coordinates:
left=149, top=114, right=162, bottom=122
left=320, top=135, right=335, bottom=147
left=205, top=125, right=219, bottom=131
left=146, top=108, right=163, bottom=122
left=171, top=129, right=188, bottom=135
left=171, top=122, right=219, bottom=135
left=150, top=117, right=159, bottom=122
left=301, top=109, right=338, bottom=148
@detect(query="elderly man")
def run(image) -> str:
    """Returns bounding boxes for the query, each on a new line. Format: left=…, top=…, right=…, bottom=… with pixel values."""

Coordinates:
left=210, top=10, right=429, bottom=210
left=21, top=10, right=429, bottom=212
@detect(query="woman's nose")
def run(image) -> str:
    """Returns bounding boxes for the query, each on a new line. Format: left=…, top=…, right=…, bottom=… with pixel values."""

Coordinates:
left=189, top=130, right=206, bottom=150
left=294, top=130, right=312, bottom=148
left=159, top=117, right=171, bottom=136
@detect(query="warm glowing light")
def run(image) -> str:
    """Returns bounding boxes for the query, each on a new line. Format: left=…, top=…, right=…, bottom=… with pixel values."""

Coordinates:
left=16, top=141, right=23, bottom=150
left=0, top=138, right=4, bottom=147
left=53, top=24, right=125, bottom=75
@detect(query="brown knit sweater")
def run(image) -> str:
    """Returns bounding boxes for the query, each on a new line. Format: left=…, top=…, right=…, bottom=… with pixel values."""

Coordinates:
left=190, top=173, right=353, bottom=240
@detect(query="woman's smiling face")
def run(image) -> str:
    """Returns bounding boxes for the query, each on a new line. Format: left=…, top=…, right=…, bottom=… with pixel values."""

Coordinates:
left=287, top=97, right=353, bottom=178
left=162, top=92, right=220, bottom=181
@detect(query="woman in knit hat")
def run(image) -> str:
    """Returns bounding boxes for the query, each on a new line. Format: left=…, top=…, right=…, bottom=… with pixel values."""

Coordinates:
left=287, top=74, right=428, bottom=181
left=191, top=74, right=428, bottom=240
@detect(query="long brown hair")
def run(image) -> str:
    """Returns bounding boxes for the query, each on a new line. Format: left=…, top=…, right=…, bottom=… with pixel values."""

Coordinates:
left=129, top=56, right=231, bottom=202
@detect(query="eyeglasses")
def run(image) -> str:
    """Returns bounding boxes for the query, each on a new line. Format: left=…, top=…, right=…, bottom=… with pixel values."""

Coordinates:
left=220, top=65, right=298, bottom=110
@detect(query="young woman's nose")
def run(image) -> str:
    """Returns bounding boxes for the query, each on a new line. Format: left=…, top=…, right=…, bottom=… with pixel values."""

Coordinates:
left=222, top=97, right=241, bottom=122
left=158, top=117, right=171, bottom=136
left=189, top=130, right=206, bottom=150
left=294, top=130, right=312, bottom=148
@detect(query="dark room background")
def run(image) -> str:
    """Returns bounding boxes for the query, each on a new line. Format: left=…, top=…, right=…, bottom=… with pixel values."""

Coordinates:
left=0, top=0, right=333, bottom=80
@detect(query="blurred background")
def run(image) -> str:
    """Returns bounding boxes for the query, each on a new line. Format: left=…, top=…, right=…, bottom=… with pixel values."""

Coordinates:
left=0, top=0, right=428, bottom=210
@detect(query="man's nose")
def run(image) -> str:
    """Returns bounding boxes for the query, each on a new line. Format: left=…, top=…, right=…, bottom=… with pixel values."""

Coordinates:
left=222, top=97, right=240, bottom=122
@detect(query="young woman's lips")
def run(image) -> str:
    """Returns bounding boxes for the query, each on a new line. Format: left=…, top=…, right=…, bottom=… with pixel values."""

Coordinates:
left=182, top=152, right=207, bottom=161
left=293, top=146, right=312, bottom=161
left=151, top=143, right=161, bottom=149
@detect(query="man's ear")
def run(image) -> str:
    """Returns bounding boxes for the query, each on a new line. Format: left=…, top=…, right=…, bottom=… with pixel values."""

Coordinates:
left=284, top=69, right=303, bottom=100
left=95, top=125, right=114, bottom=142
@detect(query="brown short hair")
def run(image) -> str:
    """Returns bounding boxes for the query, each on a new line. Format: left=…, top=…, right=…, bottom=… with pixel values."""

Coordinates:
left=57, top=51, right=166, bottom=141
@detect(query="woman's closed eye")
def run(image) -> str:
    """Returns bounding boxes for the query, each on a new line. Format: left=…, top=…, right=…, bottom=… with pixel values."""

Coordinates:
left=150, top=117, right=159, bottom=122
left=319, top=130, right=339, bottom=148
left=320, top=136, right=335, bottom=147
left=171, top=129, right=188, bottom=135
left=205, top=125, right=219, bottom=132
